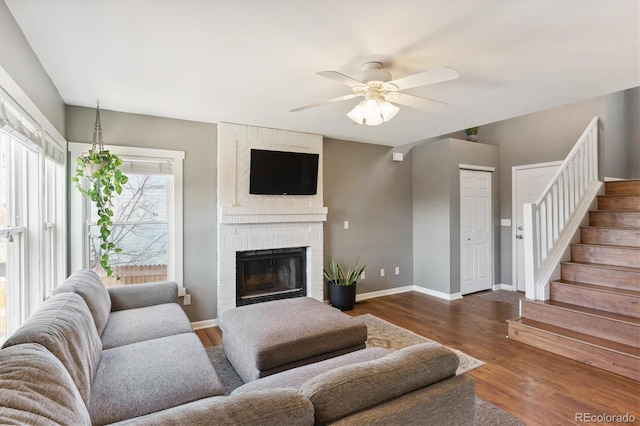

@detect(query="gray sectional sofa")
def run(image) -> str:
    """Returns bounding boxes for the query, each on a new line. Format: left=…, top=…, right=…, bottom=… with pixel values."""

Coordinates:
left=0, top=269, right=476, bottom=425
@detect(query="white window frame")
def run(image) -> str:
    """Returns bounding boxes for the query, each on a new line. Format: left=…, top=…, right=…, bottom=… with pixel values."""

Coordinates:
left=0, top=65, right=67, bottom=342
left=69, top=143, right=185, bottom=287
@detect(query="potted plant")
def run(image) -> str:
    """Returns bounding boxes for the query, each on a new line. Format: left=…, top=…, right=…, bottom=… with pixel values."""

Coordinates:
left=465, top=127, right=478, bottom=142
left=323, top=257, right=366, bottom=311
left=71, top=102, right=128, bottom=278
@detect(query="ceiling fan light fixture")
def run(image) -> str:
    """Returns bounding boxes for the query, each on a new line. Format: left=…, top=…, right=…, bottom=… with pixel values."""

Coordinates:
left=364, top=114, right=384, bottom=126
left=347, top=102, right=365, bottom=125
left=362, top=99, right=380, bottom=122
left=379, top=100, right=399, bottom=122
left=347, top=97, right=399, bottom=126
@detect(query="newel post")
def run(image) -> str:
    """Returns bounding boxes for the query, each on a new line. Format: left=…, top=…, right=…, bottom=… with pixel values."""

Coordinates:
left=522, top=202, right=538, bottom=301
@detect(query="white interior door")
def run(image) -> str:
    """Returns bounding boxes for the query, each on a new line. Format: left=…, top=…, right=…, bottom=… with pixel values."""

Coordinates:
left=512, top=162, right=561, bottom=291
left=460, top=169, right=492, bottom=295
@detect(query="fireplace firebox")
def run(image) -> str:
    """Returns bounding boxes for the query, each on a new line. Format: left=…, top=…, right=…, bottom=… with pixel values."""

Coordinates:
left=236, top=247, right=307, bottom=306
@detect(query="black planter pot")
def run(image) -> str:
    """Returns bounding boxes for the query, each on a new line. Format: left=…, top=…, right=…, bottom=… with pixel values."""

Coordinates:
left=327, top=281, right=357, bottom=311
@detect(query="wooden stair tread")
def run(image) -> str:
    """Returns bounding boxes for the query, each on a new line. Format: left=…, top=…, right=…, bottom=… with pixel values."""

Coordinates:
left=561, top=260, right=640, bottom=273
left=533, top=300, right=640, bottom=325
left=582, top=225, right=640, bottom=231
left=552, top=280, right=640, bottom=296
left=589, top=210, right=640, bottom=216
left=572, top=243, right=640, bottom=250
left=604, top=180, right=640, bottom=195
left=508, top=317, right=640, bottom=357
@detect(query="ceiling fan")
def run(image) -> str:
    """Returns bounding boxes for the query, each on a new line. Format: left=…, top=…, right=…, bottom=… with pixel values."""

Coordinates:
left=290, top=62, right=459, bottom=126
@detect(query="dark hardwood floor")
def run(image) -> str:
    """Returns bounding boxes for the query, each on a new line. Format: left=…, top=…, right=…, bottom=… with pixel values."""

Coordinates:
left=196, top=291, right=640, bottom=425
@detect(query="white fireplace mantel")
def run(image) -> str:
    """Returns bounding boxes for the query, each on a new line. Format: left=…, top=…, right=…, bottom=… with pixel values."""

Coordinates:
left=216, top=123, right=327, bottom=316
left=220, top=206, right=328, bottom=224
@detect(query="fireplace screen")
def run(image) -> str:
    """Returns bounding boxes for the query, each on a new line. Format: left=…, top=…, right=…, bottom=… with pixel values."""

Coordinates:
left=236, top=247, right=307, bottom=306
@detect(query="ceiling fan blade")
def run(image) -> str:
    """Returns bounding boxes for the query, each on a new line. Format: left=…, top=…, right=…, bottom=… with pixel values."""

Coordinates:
left=317, top=71, right=366, bottom=88
left=290, top=93, right=359, bottom=112
left=384, top=92, right=448, bottom=112
left=388, top=67, right=459, bottom=91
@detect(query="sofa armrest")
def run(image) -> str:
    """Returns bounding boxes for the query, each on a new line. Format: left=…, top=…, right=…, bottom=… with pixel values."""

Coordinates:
left=331, top=375, right=476, bottom=426
left=110, top=389, right=314, bottom=426
left=301, top=343, right=460, bottom=425
left=108, top=281, right=179, bottom=311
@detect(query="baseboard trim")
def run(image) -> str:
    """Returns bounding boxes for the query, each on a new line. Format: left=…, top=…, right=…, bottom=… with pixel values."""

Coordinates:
left=412, top=286, right=463, bottom=301
left=493, top=283, right=516, bottom=291
left=356, top=286, right=414, bottom=301
left=191, top=319, right=218, bottom=330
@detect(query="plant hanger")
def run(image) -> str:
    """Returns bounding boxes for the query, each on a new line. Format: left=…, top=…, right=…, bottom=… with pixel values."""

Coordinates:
left=72, top=101, right=128, bottom=279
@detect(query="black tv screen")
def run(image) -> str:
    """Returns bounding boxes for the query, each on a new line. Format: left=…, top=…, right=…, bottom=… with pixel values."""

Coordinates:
left=249, top=149, right=319, bottom=195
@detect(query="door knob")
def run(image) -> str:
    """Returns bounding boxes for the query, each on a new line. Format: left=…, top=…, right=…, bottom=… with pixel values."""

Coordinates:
left=516, top=235, right=523, bottom=239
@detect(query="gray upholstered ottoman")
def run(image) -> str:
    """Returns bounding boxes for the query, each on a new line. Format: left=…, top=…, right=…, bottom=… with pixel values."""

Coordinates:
left=219, top=297, right=367, bottom=382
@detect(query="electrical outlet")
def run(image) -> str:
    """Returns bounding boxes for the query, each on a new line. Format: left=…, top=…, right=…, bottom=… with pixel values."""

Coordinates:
left=178, top=287, right=186, bottom=297
left=183, top=294, right=191, bottom=305
left=395, top=267, right=400, bottom=275
left=380, top=269, right=385, bottom=277
left=360, top=271, right=365, bottom=280
left=344, top=221, right=349, bottom=230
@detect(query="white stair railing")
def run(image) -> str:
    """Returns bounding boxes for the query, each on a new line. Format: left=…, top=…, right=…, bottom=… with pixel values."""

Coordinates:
left=523, top=117, right=601, bottom=300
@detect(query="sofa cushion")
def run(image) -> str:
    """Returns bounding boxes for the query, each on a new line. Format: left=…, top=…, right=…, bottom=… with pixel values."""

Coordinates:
left=53, top=269, right=111, bottom=335
left=100, top=303, right=194, bottom=349
left=89, top=333, right=224, bottom=425
left=232, top=347, right=390, bottom=395
left=2, top=292, right=102, bottom=407
left=0, top=343, right=91, bottom=426
left=301, top=343, right=459, bottom=425
left=111, top=389, right=314, bottom=426
left=108, top=281, right=178, bottom=311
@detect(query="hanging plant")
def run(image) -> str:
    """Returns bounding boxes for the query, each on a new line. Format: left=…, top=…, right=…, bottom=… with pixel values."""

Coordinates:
left=71, top=102, right=128, bottom=278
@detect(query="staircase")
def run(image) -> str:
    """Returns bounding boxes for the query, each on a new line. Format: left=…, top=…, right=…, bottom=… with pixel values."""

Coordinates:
left=508, top=180, right=640, bottom=380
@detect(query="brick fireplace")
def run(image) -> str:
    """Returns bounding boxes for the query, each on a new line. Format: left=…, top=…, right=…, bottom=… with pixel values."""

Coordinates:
left=216, top=123, right=327, bottom=316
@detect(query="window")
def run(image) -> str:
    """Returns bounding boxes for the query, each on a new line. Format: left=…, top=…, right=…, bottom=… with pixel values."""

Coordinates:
left=70, top=144, right=184, bottom=287
left=0, top=79, right=66, bottom=343
left=43, top=133, right=67, bottom=298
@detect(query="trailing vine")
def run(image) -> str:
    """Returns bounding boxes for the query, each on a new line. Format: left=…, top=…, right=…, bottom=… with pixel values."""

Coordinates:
left=71, top=102, right=128, bottom=278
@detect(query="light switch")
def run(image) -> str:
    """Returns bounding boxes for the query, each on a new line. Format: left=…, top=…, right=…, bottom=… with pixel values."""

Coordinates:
left=344, top=221, right=349, bottom=230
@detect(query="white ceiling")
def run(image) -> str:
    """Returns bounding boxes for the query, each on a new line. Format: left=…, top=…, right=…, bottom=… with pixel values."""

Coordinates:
left=6, top=0, right=640, bottom=147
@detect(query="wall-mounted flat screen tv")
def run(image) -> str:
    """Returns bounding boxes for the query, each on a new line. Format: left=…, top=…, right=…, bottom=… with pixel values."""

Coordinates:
left=249, top=149, right=319, bottom=195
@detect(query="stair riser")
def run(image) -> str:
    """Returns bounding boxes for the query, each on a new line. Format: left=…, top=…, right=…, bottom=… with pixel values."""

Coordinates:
left=521, top=301, right=639, bottom=347
left=605, top=181, right=640, bottom=196
left=507, top=322, right=639, bottom=381
left=589, top=211, right=640, bottom=228
left=550, top=282, right=640, bottom=318
left=580, top=228, right=640, bottom=247
left=597, top=195, right=640, bottom=211
left=561, top=263, right=640, bottom=291
left=571, top=245, right=640, bottom=268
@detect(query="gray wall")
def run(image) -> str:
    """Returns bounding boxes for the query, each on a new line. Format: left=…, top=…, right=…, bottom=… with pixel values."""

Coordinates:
left=323, top=139, right=413, bottom=295
left=0, top=0, right=65, bottom=135
left=627, top=88, right=640, bottom=178
left=412, top=138, right=499, bottom=294
left=66, top=105, right=217, bottom=322
left=479, top=86, right=640, bottom=285
left=412, top=141, right=451, bottom=294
